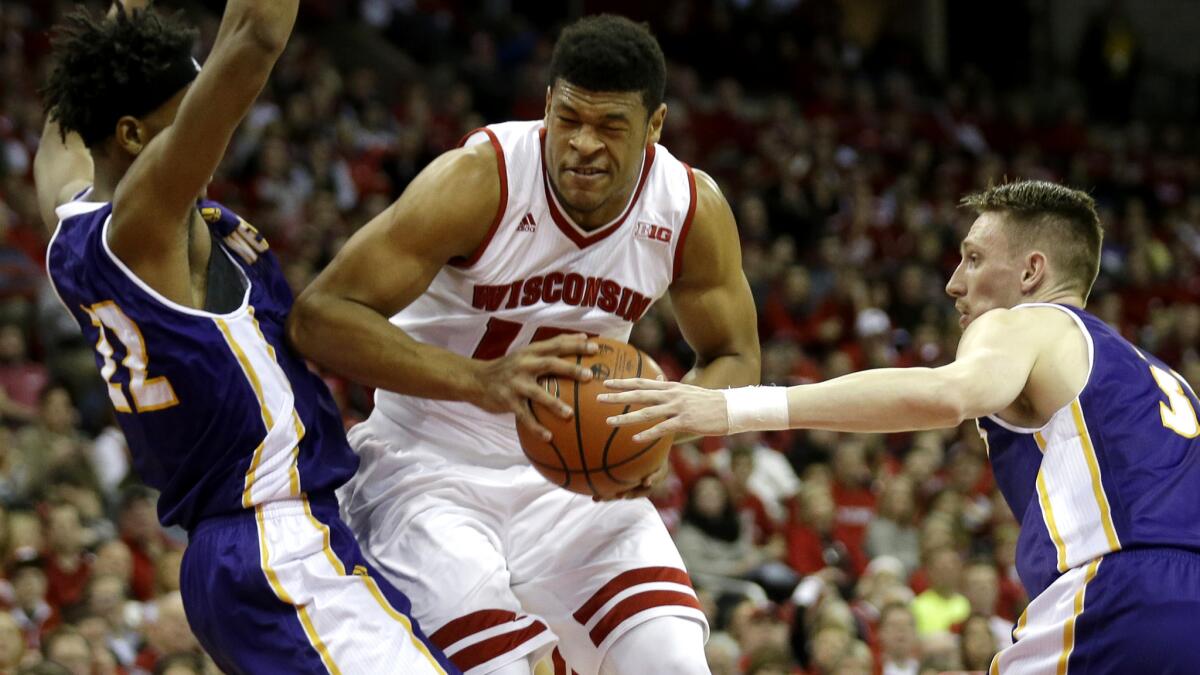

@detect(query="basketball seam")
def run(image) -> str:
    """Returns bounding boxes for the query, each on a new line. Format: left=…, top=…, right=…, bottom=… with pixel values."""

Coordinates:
left=600, top=350, right=644, bottom=485
left=528, top=391, right=571, bottom=489
left=574, top=354, right=599, bottom=495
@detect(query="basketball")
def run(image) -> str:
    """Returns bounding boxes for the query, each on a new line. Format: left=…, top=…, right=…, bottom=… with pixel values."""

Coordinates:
left=517, top=337, right=675, bottom=497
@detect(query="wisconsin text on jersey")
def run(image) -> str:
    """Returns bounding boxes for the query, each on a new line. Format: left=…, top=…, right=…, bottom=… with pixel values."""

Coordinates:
left=471, top=272, right=653, bottom=322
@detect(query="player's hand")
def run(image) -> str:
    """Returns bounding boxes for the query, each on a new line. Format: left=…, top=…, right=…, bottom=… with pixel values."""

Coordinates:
left=599, top=378, right=730, bottom=441
left=472, top=333, right=598, bottom=441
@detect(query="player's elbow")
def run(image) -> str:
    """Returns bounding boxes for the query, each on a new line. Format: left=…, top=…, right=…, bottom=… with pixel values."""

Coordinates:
left=930, top=367, right=1003, bottom=426
left=285, top=291, right=321, bottom=357
left=227, top=5, right=295, bottom=58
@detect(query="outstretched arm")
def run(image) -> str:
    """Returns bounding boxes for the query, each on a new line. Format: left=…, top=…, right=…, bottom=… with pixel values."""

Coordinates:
left=110, top=0, right=297, bottom=306
left=602, top=307, right=1040, bottom=440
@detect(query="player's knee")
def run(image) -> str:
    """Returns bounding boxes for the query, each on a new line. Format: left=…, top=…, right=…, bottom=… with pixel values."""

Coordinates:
left=600, top=617, right=709, bottom=675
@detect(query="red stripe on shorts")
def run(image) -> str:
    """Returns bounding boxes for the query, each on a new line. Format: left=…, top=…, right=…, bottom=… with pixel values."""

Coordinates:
left=430, top=609, right=517, bottom=651
left=573, top=567, right=694, bottom=624
left=451, top=620, right=550, bottom=672
left=588, top=590, right=701, bottom=647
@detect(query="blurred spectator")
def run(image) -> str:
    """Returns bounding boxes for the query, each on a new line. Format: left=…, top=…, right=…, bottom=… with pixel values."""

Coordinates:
left=877, top=602, right=919, bottom=675
left=41, top=504, right=91, bottom=614
left=674, top=475, right=778, bottom=603
left=864, top=474, right=920, bottom=575
left=959, top=561, right=1013, bottom=649
left=0, top=612, right=23, bottom=674
left=9, top=559, right=55, bottom=647
left=910, top=547, right=969, bottom=635
left=40, top=627, right=88, bottom=675
left=116, top=489, right=170, bottom=604
left=958, top=613, right=999, bottom=673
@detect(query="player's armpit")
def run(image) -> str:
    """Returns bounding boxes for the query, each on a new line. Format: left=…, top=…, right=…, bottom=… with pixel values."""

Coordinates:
left=668, top=169, right=761, bottom=391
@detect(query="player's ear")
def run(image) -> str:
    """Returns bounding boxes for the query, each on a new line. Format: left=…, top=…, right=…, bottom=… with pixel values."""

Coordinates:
left=646, top=103, right=667, bottom=146
left=1021, top=250, right=1048, bottom=293
left=114, top=116, right=146, bottom=157
left=544, top=85, right=554, bottom=121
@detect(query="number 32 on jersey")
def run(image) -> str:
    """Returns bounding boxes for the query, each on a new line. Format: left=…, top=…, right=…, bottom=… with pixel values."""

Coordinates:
left=82, top=301, right=179, bottom=413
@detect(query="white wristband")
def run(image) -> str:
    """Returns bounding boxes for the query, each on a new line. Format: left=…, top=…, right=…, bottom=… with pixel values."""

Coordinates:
left=723, top=386, right=790, bottom=434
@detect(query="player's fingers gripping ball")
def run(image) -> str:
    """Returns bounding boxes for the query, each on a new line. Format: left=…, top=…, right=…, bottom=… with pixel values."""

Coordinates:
left=517, top=337, right=674, bottom=498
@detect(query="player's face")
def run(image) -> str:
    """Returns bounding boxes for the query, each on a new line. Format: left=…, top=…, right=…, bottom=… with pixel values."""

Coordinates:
left=544, top=80, right=666, bottom=225
left=945, top=213, right=1026, bottom=329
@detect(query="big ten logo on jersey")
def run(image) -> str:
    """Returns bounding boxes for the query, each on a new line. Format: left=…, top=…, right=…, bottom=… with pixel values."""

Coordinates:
left=634, top=221, right=672, bottom=244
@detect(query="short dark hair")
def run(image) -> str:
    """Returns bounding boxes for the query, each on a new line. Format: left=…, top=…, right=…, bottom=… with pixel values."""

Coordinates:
left=960, top=180, right=1104, bottom=299
left=549, top=14, right=666, bottom=113
left=42, top=7, right=198, bottom=148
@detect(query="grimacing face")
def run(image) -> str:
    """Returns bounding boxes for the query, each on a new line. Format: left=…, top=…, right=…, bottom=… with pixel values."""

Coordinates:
left=543, top=79, right=665, bottom=225
left=945, top=212, right=1028, bottom=329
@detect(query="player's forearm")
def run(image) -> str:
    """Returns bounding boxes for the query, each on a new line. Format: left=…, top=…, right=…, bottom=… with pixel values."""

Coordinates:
left=287, top=295, right=485, bottom=403
left=782, top=368, right=965, bottom=433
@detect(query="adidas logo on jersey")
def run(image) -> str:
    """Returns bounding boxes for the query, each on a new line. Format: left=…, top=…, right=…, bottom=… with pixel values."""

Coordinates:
left=517, top=213, right=537, bottom=232
left=634, top=221, right=672, bottom=244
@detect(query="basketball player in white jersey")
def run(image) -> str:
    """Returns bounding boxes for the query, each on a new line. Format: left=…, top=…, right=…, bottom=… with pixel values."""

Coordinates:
left=288, top=15, right=760, bottom=675
left=604, top=181, right=1200, bottom=674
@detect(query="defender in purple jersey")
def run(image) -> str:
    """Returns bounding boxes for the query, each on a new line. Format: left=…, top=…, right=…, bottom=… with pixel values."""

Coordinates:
left=33, top=2, right=455, bottom=673
left=605, top=180, right=1200, bottom=674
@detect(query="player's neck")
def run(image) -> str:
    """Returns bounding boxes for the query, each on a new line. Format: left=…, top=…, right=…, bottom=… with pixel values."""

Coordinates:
left=89, top=156, right=129, bottom=203
left=1026, top=289, right=1085, bottom=309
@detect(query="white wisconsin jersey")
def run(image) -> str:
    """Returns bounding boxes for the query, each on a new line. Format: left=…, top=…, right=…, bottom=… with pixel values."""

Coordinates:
left=374, top=120, right=698, bottom=464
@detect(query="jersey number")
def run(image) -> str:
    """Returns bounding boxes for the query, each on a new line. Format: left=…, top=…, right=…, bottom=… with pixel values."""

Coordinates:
left=82, top=302, right=179, bottom=414
left=472, top=318, right=588, bottom=359
left=1149, top=364, right=1199, bottom=438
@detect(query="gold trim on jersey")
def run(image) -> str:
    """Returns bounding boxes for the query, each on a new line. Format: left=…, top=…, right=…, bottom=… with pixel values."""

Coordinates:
left=1070, top=402, right=1121, bottom=551
left=1056, top=558, right=1101, bottom=675
left=1034, top=432, right=1070, bottom=573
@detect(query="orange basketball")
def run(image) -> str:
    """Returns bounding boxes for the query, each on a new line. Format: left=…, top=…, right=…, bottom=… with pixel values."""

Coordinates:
left=517, top=337, right=674, bottom=498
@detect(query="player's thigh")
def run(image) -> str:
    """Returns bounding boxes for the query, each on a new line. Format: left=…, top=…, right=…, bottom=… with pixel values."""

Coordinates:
left=995, top=548, right=1200, bottom=675
left=182, top=504, right=455, bottom=675
left=509, top=489, right=708, bottom=675
left=361, top=492, right=562, bottom=673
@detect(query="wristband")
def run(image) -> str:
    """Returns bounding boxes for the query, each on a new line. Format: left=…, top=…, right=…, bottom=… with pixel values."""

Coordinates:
left=723, top=386, right=790, bottom=434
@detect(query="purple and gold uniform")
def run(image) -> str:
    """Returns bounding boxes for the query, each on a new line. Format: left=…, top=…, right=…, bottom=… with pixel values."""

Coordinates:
left=47, top=193, right=457, bottom=675
left=980, top=302, right=1200, bottom=674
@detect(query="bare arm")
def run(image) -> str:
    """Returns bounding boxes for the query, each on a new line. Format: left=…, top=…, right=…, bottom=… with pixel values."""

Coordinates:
left=33, top=119, right=93, bottom=233
left=669, top=170, right=761, bottom=390
left=287, top=143, right=596, bottom=439
left=110, top=0, right=297, bottom=305
left=603, top=307, right=1043, bottom=439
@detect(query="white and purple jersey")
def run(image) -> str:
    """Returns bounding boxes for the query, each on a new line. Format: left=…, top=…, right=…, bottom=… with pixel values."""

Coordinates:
left=47, top=194, right=357, bottom=530
left=978, top=303, right=1200, bottom=598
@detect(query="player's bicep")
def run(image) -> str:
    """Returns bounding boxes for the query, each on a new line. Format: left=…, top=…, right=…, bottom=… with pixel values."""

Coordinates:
left=669, top=170, right=760, bottom=365
left=939, top=309, right=1040, bottom=418
left=302, top=145, right=499, bottom=316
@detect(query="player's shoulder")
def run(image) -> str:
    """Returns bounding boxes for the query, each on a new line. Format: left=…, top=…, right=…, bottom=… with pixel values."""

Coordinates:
left=964, top=304, right=1081, bottom=347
